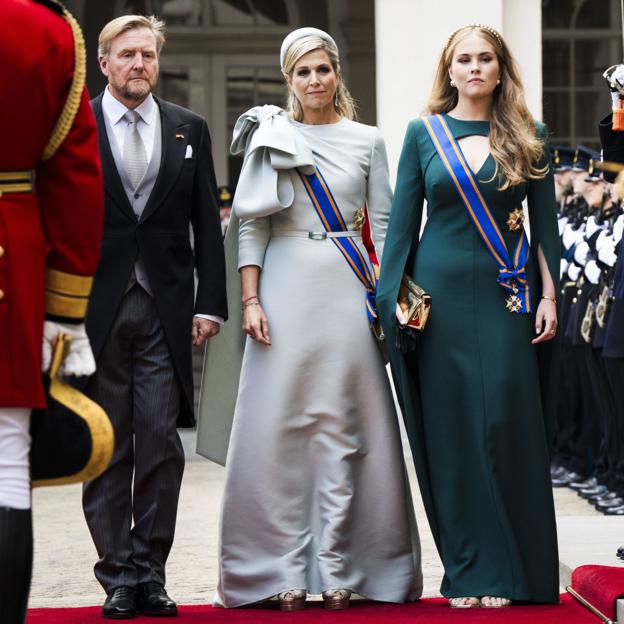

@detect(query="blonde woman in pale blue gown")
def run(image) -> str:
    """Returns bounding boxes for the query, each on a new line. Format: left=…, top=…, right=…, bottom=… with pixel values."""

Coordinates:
left=198, top=28, right=422, bottom=612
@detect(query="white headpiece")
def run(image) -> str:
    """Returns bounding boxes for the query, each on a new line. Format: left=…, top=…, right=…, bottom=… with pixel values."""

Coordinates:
left=279, top=27, right=338, bottom=73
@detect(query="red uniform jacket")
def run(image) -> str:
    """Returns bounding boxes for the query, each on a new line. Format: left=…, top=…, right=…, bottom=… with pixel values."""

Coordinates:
left=0, top=0, right=104, bottom=407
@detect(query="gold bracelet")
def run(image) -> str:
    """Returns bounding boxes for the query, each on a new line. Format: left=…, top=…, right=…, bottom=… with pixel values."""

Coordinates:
left=242, top=300, right=261, bottom=311
left=541, top=295, right=557, bottom=304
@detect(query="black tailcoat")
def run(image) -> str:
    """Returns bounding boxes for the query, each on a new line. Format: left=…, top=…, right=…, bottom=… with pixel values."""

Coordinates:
left=87, top=93, right=227, bottom=426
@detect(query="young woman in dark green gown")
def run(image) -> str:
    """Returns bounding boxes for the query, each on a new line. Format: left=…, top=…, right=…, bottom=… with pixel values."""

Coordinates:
left=377, top=24, right=560, bottom=608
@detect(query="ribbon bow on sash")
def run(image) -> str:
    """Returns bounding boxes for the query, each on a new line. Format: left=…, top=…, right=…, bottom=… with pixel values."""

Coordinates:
left=423, top=114, right=532, bottom=313
left=298, top=168, right=381, bottom=329
left=231, top=105, right=315, bottom=219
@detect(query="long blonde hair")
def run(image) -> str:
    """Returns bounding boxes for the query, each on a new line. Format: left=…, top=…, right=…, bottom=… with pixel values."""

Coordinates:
left=428, top=25, right=547, bottom=190
left=282, top=35, right=357, bottom=122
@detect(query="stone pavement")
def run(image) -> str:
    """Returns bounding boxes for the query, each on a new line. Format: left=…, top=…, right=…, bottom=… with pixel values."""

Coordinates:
left=28, top=429, right=619, bottom=609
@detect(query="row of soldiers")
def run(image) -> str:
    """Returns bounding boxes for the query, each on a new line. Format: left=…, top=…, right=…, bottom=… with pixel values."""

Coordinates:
left=550, top=144, right=624, bottom=535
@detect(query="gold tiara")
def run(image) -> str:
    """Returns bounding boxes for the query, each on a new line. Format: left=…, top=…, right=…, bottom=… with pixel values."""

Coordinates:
left=445, top=23, right=503, bottom=51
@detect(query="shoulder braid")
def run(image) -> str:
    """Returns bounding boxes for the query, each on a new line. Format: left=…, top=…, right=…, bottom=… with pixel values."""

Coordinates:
left=41, top=4, right=86, bottom=161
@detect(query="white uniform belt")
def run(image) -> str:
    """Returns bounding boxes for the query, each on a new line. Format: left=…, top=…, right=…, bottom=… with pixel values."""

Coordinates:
left=271, top=229, right=361, bottom=240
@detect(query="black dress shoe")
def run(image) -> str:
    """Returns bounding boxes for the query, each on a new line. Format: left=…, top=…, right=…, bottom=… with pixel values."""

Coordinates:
left=592, top=491, right=621, bottom=503
left=552, top=471, right=585, bottom=487
left=596, top=497, right=624, bottom=509
left=136, top=582, right=177, bottom=617
left=103, top=586, right=136, bottom=619
left=617, top=545, right=624, bottom=555
left=579, top=485, right=610, bottom=498
left=603, top=505, right=624, bottom=516
left=570, top=477, right=598, bottom=491
left=551, top=465, right=566, bottom=478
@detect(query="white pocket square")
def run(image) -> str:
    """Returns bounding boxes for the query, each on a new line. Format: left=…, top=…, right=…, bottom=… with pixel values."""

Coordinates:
left=185, top=145, right=193, bottom=159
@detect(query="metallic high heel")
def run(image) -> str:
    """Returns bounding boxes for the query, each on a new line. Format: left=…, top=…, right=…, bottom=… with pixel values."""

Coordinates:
left=277, top=589, right=306, bottom=611
left=322, top=589, right=351, bottom=610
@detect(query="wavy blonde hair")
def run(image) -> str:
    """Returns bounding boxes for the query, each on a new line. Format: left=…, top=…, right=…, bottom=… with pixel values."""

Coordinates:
left=428, top=25, right=547, bottom=190
left=282, top=35, right=357, bottom=122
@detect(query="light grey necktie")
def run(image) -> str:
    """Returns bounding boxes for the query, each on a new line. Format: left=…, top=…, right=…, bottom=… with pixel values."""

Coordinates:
left=123, top=110, right=148, bottom=189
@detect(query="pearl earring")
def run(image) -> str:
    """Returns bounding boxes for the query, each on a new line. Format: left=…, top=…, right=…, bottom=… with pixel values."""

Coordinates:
left=450, top=79, right=456, bottom=87
left=496, top=78, right=501, bottom=85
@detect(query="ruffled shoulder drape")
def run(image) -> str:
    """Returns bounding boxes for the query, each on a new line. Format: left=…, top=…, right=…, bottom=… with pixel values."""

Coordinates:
left=231, top=105, right=315, bottom=219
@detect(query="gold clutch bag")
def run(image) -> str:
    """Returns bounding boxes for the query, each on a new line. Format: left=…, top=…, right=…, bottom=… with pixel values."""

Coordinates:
left=398, top=273, right=432, bottom=331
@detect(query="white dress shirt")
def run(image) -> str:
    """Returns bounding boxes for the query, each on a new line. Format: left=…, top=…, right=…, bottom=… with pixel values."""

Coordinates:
left=102, top=87, right=223, bottom=326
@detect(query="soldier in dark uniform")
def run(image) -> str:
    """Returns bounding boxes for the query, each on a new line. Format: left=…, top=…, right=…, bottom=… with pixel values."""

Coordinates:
left=0, top=1, right=104, bottom=622
left=552, top=148, right=597, bottom=488
left=566, top=160, right=621, bottom=511
left=551, top=146, right=585, bottom=482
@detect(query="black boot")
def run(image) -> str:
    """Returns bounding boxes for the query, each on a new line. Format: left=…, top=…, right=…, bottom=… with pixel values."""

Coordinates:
left=0, top=507, right=33, bottom=624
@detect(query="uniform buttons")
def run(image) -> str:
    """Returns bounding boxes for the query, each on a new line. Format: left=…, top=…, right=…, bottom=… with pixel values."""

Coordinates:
left=572, top=297, right=577, bottom=303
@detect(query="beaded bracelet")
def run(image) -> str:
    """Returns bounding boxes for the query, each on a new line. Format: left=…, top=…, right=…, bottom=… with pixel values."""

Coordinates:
left=242, top=295, right=259, bottom=305
left=242, top=300, right=261, bottom=311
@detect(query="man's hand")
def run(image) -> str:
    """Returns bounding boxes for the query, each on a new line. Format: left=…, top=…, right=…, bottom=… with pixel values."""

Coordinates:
left=42, top=321, right=96, bottom=376
left=192, top=317, right=220, bottom=347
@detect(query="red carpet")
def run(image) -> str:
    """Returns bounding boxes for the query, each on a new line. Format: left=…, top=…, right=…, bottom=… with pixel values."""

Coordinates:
left=571, top=564, right=624, bottom=621
left=26, top=594, right=598, bottom=623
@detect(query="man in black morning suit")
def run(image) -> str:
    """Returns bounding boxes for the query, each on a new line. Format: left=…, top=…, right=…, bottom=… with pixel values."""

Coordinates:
left=83, top=15, right=227, bottom=619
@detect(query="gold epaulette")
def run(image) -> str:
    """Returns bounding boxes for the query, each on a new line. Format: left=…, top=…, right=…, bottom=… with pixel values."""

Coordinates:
left=41, top=5, right=86, bottom=161
left=45, top=268, right=93, bottom=319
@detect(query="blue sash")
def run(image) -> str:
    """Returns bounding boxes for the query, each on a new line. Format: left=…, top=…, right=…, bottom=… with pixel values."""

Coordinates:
left=298, top=167, right=380, bottom=325
left=423, top=114, right=532, bottom=314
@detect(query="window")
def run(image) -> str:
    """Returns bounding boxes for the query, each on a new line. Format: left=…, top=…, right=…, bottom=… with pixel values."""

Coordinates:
left=542, top=0, right=622, bottom=150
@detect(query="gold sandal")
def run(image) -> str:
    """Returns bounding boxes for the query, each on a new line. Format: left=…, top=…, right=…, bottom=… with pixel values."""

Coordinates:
left=322, top=589, right=351, bottom=610
left=277, top=589, right=306, bottom=611
left=449, top=597, right=480, bottom=608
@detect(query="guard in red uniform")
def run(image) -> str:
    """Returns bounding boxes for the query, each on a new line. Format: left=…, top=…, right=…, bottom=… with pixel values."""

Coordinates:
left=0, top=1, right=104, bottom=622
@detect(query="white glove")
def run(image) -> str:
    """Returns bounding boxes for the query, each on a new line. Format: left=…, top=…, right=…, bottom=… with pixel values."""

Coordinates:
left=560, top=258, right=569, bottom=279
left=574, top=241, right=590, bottom=266
left=584, top=260, right=601, bottom=284
left=42, top=321, right=96, bottom=377
left=595, top=230, right=612, bottom=251
left=586, top=215, right=604, bottom=238
left=562, top=223, right=577, bottom=249
left=614, top=215, right=624, bottom=243
left=598, top=242, right=618, bottom=267
left=568, top=264, right=582, bottom=281
left=558, top=216, right=568, bottom=236
left=575, top=224, right=587, bottom=244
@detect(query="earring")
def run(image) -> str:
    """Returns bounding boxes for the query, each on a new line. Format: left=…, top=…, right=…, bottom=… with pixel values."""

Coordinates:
left=334, top=92, right=339, bottom=108
left=450, top=79, right=456, bottom=87
left=496, top=78, right=501, bottom=85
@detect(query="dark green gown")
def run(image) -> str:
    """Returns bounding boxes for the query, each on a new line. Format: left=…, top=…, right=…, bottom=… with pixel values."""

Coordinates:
left=377, top=115, right=560, bottom=602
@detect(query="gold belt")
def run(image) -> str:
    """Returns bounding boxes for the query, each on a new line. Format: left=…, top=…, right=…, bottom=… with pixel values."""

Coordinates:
left=0, top=171, right=34, bottom=196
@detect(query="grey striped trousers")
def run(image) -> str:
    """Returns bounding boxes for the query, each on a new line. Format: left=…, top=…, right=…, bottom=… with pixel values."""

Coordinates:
left=82, top=285, right=185, bottom=593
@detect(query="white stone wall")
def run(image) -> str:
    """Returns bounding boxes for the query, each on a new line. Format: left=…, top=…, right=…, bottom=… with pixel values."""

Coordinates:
left=375, top=0, right=542, bottom=182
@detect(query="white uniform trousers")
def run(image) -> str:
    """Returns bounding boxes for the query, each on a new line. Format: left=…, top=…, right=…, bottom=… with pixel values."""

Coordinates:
left=0, top=409, right=31, bottom=510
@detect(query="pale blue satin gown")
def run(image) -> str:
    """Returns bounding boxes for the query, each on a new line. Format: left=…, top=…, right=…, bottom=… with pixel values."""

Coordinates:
left=214, top=115, right=422, bottom=607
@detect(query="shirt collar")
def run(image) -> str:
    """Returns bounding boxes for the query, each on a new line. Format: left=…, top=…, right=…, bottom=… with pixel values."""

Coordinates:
left=103, top=86, right=157, bottom=126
